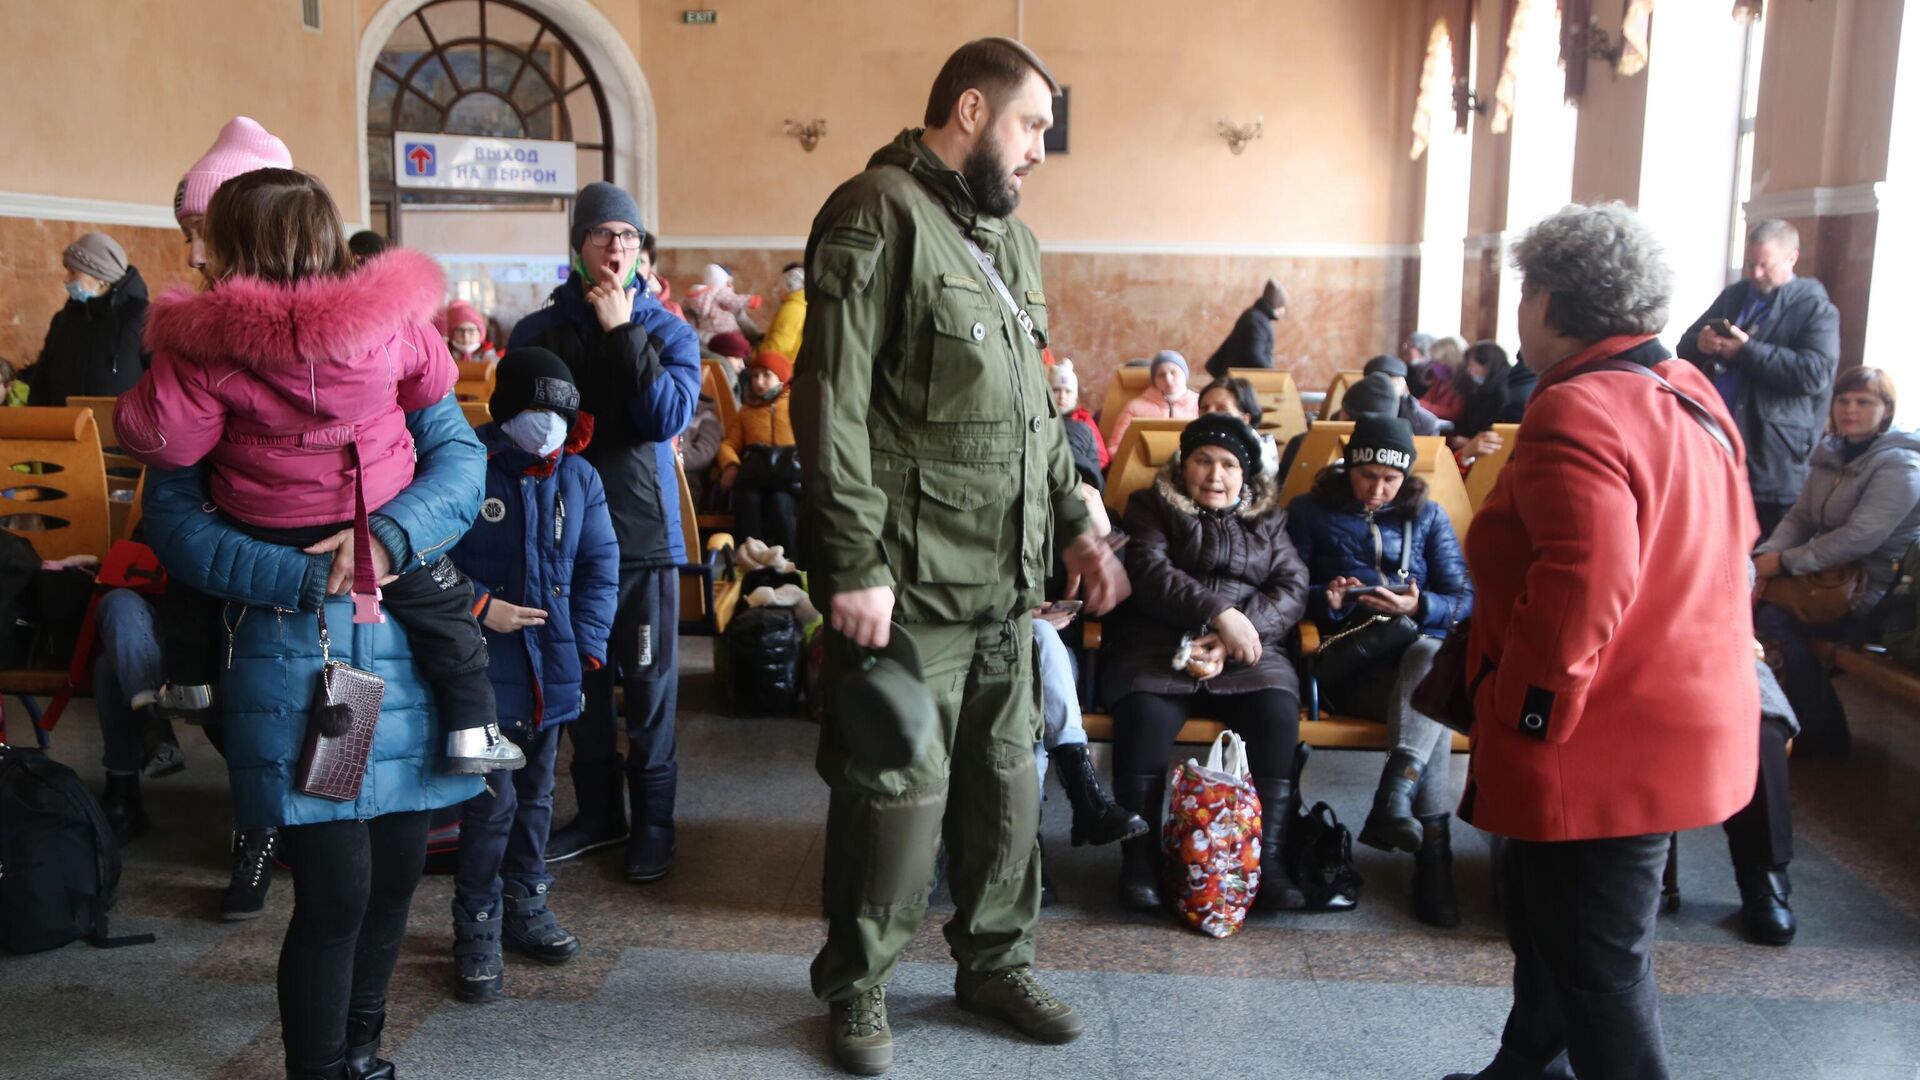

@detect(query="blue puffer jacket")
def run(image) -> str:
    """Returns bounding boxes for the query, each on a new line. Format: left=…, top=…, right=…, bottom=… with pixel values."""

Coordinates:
left=143, top=395, right=488, bottom=829
left=451, top=423, right=620, bottom=734
left=508, top=275, right=700, bottom=566
left=1284, top=489, right=1473, bottom=637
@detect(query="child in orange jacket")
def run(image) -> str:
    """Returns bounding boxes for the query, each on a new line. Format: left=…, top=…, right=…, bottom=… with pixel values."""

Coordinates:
left=718, top=351, right=799, bottom=554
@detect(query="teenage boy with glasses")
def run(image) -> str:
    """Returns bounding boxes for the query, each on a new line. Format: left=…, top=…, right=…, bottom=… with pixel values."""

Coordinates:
left=508, top=182, right=703, bottom=881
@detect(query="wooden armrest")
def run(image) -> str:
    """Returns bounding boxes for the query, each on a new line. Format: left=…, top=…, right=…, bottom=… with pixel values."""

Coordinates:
left=1297, top=621, right=1321, bottom=655
left=1082, top=619, right=1102, bottom=650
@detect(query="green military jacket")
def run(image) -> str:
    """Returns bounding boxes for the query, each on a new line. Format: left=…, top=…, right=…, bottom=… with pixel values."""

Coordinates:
left=792, top=129, right=1092, bottom=625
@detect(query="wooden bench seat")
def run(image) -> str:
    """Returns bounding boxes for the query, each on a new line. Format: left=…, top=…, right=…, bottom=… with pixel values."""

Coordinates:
left=1809, top=639, right=1920, bottom=707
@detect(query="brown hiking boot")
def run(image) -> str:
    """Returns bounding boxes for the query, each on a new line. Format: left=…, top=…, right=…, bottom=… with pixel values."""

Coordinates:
left=827, top=984, right=892, bottom=1075
left=955, top=965, right=1084, bottom=1044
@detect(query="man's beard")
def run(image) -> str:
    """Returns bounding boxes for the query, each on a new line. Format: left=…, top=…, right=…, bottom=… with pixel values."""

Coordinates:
left=961, top=138, right=1020, bottom=218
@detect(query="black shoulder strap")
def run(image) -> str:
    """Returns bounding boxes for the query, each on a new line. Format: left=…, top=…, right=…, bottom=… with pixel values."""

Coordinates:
left=1572, top=359, right=1736, bottom=460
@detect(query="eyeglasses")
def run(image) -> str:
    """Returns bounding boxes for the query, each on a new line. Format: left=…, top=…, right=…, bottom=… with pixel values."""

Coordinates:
left=584, top=226, right=645, bottom=250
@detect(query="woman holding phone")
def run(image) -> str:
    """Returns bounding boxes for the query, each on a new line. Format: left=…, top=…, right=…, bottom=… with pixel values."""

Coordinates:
left=1285, top=415, right=1473, bottom=926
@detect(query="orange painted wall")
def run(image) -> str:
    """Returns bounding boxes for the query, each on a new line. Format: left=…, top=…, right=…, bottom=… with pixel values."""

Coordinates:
left=636, top=0, right=1422, bottom=246
left=0, top=0, right=364, bottom=218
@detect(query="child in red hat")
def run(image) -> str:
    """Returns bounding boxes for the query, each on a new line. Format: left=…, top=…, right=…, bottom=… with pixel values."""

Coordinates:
left=718, top=351, right=800, bottom=554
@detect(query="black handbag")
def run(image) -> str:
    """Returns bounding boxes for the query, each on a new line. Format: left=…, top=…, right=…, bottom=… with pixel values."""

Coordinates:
left=296, top=608, right=386, bottom=803
left=737, top=444, right=802, bottom=490
left=1314, top=517, right=1421, bottom=687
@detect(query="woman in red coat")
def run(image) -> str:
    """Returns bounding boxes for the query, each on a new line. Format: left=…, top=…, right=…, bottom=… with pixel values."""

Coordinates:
left=1443, top=203, right=1759, bottom=1080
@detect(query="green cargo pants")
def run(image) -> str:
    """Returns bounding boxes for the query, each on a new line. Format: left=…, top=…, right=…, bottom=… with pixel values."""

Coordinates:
left=809, top=613, right=1043, bottom=1003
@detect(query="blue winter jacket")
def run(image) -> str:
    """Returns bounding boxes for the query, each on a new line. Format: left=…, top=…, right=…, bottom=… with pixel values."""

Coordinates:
left=142, top=395, right=488, bottom=829
left=1284, top=491, right=1473, bottom=637
left=450, top=423, right=620, bottom=734
left=508, top=275, right=701, bottom=566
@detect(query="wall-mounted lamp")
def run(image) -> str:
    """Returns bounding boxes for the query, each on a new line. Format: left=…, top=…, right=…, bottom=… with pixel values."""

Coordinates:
left=1216, top=117, right=1264, bottom=155
left=1582, top=15, right=1627, bottom=68
left=1452, top=78, right=1488, bottom=118
left=784, top=119, right=827, bottom=153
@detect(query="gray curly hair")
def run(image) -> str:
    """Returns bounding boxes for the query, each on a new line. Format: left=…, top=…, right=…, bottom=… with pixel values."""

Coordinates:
left=1510, top=202, right=1672, bottom=342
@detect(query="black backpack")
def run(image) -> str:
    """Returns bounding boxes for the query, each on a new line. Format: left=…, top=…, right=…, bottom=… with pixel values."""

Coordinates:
left=0, top=744, right=153, bottom=953
left=0, top=531, right=41, bottom=668
left=723, top=605, right=804, bottom=716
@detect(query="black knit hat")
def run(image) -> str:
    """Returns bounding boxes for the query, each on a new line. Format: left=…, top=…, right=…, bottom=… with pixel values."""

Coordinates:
left=492, top=347, right=581, bottom=425
left=1180, top=413, right=1264, bottom=479
left=1346, top=415, right=1417, bottom=474
left=1364, top=353, right=1409, bottom=379
left=1342, top=372, right=1401, bottom=419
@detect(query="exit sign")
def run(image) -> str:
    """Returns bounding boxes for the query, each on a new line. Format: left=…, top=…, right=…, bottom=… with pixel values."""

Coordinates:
left=682, top=10, right=717, bottom=23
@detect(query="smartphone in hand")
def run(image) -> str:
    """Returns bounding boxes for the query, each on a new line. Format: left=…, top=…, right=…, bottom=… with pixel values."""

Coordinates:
left=1707, top=317, right=1736, bottom=337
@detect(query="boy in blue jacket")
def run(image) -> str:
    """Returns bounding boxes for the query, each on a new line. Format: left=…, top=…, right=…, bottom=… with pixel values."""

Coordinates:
left=447, top=348, right=620, bottom=1004
left=509, top=182, right=701, bottom=881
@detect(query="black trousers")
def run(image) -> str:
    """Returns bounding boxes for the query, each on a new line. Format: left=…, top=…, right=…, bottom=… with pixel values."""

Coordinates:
left=1109, top=688, right=1299, bottom=781
left=731, top=483, right=799, bottom=554
left=566, top=564, right=679, bottom=821
left=1723, top=716, right=1794, bottom=870
left=1480, top=833, right=1672, bottom=1080
left=163, top=551, right=494, bottom=732
left=277, top=810, right=431, bottom=1072
left=1755, top=500, right=1793, bottom=544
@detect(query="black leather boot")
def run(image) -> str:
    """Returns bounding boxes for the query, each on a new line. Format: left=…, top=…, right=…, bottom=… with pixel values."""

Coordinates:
left=546, top=756, right=627, bottom=863
left=286, top=1057, right=350, bottom=1079
left=1111, top=774, right=1164, bottom=912
left=1413, top=813, right=1461, bottom=928
left=1252, top=778, right=1305, bottom=913
left=624, top=764, right=676, bottom=883
left=100, top=773, right=148, bottom=848
left=344, top=1006, right=395, bottom=1080
left=1049, top=744, right=1149, bottom=846
left=1736, top=865, right=1796, bottom=946
left=1359, top=749, right=1425, bottom=853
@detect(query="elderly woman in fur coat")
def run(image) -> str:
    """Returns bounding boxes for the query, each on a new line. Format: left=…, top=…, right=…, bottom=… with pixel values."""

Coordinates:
left=1097, top=413, right=1310, bottom=916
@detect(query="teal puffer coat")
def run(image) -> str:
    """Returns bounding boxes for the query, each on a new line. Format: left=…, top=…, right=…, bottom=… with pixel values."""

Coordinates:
left=142, top=395, right=488, bottom=829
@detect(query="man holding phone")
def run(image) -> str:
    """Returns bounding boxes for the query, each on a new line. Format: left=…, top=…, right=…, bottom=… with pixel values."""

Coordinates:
left=1678, top=219, right=1841, bottom=536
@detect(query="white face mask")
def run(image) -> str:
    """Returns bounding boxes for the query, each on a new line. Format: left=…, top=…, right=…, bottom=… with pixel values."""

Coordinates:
left=502, top=409, right=569, bottom=457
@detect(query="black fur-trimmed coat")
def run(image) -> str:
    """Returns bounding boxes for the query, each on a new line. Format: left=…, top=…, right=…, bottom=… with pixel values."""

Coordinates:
left=1099, top=461, right=1309, bottom=703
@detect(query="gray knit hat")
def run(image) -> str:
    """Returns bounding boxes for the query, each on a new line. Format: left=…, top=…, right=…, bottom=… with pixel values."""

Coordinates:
left=1341, top=372, right=1400, bottom=419
left=62, top=233, right=128, bottom=284
left=570, top=182, right=644, bottom=253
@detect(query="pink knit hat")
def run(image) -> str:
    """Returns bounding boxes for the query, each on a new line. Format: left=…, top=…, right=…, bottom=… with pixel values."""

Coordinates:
left=174, top=117, right=293, bottom=234
left=444, top=300, right=486, bottom=333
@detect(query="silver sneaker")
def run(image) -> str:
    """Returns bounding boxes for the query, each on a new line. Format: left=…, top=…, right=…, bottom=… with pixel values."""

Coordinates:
left=445, top=723, right=526, bottom=774
left=154, top=683, right=215, bottom=725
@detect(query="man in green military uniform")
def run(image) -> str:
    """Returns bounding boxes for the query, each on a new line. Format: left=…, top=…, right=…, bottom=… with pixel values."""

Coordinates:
left=791, top=37, right=1132, bottom=1076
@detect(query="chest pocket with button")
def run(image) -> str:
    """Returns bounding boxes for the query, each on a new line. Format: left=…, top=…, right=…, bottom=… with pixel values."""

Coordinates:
left=924, top=285, right=1010, bottom=424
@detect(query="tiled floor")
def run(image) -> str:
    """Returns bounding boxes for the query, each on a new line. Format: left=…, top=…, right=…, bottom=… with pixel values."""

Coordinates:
left=6, top=636, right=1918, bottom=1079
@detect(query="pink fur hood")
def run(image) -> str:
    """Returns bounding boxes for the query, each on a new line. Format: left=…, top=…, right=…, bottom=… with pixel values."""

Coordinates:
left=144, top=248, right=447, bottom=368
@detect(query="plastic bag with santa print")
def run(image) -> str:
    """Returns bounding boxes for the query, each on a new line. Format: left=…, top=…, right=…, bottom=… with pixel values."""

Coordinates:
left=1161, top=730, right=1263, bottom=938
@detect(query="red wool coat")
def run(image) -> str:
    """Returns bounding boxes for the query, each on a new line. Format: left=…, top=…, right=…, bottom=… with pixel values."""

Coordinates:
left=1460, top=335, right=1760, bottom=842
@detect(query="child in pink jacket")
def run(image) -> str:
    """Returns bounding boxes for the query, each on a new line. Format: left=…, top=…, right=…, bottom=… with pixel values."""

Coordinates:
left=1107, top=350, right=1200, bottom=454
left=683, top=263, right=761, bottom=348
left=116, top=168, right=521, bottom=774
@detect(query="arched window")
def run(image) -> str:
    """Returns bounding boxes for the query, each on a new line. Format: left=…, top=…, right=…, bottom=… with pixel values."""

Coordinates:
left=365, top=0, right=612, bottom=235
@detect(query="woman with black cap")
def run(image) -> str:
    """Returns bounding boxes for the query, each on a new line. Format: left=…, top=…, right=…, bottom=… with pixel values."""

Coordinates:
left=1285, top=415, right=1473, bottom=927
left=1099, top=413, right=1311, bottom=914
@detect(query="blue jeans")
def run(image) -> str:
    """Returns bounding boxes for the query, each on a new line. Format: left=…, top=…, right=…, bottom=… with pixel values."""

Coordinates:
left=1032, top=618, right=1088, bottom=791
left=93, top=588, right=166, bottom=775
left=454, top=722, right=562, bottom=917
left=1755, top=603, right=1851, bottom=747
